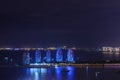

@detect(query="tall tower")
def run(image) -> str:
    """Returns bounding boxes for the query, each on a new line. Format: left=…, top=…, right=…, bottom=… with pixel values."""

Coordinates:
left=46, top=50, right=51, bottom=62
left=56, top=48, right=63, bottom=62
left=23, top=52, right=30, bottom=65
left=23, top=52, right=26, bottom=65
left=26, top=52, right=30, bottom=64
left=35, top=50, right=41, bottom=63
left=67, top=49, right=74, bottom=62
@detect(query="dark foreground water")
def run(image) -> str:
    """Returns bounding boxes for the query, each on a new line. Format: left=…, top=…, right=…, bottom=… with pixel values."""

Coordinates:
left=0, top=66, right=120, bottom=80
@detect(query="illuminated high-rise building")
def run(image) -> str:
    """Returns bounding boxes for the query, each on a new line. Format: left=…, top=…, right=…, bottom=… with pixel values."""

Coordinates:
left=56, top=48, right=63, bottom=62
left=67, top=49, right=74, bottom=62
left=23, top=52, right=30, bottom=65
left=35, top=50, right=41, bottom=63
left=26, top=52, right=30, bottom=64
left=46, top=50, right=51, bottom=62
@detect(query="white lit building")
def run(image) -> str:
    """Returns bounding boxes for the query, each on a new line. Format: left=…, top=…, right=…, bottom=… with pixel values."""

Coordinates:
left=102, top=47, right=120, bottom=52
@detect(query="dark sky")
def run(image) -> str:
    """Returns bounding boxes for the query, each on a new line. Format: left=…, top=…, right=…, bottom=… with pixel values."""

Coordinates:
left=0, top=0, right=120, bottom=47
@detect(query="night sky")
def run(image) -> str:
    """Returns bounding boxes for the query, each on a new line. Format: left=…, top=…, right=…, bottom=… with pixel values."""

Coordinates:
left=0, top=0, right=120, bottom=47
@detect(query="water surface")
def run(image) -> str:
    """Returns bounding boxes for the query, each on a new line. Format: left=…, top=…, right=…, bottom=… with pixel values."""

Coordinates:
left=0, top=66, right=120, bottom=80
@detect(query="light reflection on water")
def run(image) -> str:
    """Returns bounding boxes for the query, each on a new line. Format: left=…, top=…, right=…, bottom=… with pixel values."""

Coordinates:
left=29, top=68, right=47, bottom=80
left=20, top=66, right=75, bottom=80
left=86, top=66, right=88, bottom=80
left=55, top=66, right=75, bottom=80
left=1, top=65, right=120, bottom=80
left=55, top=67, right=62, bottom=80
left=66, top=66, right=75, bottom=80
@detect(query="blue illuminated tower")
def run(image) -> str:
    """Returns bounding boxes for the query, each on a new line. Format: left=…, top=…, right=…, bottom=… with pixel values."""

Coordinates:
left=26, top=52, right=30, bottom=64
left=67, top=49, right=74, bottom=62
left=35, top=50, right=41, bottom=63
left=23, top=53, right=26, bottom=65
left=56, top=48, right=63, bottom=62
left=46, top=50, right=51, bottom=62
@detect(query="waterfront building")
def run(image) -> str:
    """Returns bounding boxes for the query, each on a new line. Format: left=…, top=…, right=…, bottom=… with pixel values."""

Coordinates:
left=102, top=47, right=120, bottom=52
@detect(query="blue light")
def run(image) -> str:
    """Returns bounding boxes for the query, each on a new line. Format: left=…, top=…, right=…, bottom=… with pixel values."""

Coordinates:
left=55, top=66, right=63, bottom=73
left=46, top=50, right=51, bottom=62
left=55, top=64, right=58, bottom=68
left=26, top=68, right=30, bottom=76
left=24, top=68, right=48, bottom=80
left=66, top=66, right=74, bottom=75
left=66, top=66, right=75, bottom=80
left=67, top=49, right=74, bottom=62
left=35, top=50, right=41, bottom=63
left=14, top=48, right=20, bottom=51
left=56, top=48, right=63, bottom=62
left=55, top=67, right=63, bottom=80
left=23, top=52, right=30, bottom=65
left=30, top=68, right=47, bottom=75
left=86, top=66, right=89, bottom=80
left=30, top=68, right=39, bottom=74
left=34, top=71, right=39, bottom=80
left=41, top=68, right=47, bottom=74
left=66, top=66, right=74, bottom=71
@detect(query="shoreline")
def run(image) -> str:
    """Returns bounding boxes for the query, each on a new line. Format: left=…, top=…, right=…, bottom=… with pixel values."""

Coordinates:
left=0, top=63, right=120, bottom=68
